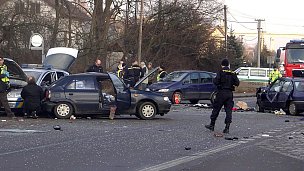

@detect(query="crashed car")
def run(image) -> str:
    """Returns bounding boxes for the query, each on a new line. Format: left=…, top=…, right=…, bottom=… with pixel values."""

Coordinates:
left=2, top=58, right=27, bottom=112
left=148, top=70, right=217, bottom=104
left=256, top=77, right=304, bottom=115
left=43, top=67, right=171, bottom=119
left=5, top=47, right=77, bottom=112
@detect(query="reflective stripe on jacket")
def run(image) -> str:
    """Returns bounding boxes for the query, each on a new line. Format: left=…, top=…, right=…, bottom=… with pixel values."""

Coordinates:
left=269, top=70, right=281, bottom=82
left=157, top=71, right=167, bottom=81
left=0, top=65, right=9, bottom=83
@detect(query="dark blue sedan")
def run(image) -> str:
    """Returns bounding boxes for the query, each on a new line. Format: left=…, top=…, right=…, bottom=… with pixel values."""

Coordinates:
left=43, top=70, right=171, bottom=120
left=256, top=77, right=304, bottom=115
left=148, top=70, right=217, bottom=104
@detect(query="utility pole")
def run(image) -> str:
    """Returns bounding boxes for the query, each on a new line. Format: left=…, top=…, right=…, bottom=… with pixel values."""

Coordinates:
left=224, top=5, right=228, bottom=57
left=137, top=0, right=144, bottom=63
left=255, top=19, right=265, bottom=67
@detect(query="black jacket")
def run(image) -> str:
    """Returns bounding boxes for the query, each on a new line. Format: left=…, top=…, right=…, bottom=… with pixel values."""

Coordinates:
left=213, top=66, right=240, bottom=91
left=86, top=64, right=103, bottom=73
left=21, top=84, right=44, bottom=111
left=0, top=80, right=7, bottom=93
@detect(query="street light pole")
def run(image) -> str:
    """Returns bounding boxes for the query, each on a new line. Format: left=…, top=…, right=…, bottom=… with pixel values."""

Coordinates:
left=137, top=0, right=144, bottom=63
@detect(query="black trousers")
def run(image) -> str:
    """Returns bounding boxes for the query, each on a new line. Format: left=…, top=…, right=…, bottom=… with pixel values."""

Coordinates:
left=210, top=90, right=234, bottom=124
left=0, top=92, right=14, bottom=117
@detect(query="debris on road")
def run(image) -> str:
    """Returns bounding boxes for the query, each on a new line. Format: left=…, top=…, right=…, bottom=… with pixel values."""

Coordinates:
left=274, top=109, right=286, bottom=115
left=185, top=147, right=191, bottom=150
left=70, top=115, right=76, bottom=120
left=236, top=101, right=248, bottom=110
left=214, top=132, right=224, bottom=137
left=53, top=125, right=61, bottom=131
left=193, top=103, right=211, bottom=108
left=285, top=120, right=290, bottom=122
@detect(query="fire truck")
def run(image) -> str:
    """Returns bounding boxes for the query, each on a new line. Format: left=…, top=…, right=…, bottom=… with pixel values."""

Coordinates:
left=276, top=40, right=304, bottom=77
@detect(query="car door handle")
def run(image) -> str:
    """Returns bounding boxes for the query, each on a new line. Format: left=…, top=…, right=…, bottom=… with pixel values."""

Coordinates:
left=69, top=93, right=74, bottom=95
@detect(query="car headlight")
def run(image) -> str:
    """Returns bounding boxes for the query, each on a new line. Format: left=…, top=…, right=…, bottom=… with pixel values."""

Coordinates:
left=164, top=97, right=170, bottom=102
left=158, top=89, right=169, bottom=92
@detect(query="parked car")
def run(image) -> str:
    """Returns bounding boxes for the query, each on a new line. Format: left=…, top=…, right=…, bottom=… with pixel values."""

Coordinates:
left=148, top=70, right=217, bottom=104
left=2, top=58, right=27, bottom=112
left=235, top=67, right=273, bottom=83
left=43, top=67, right=171, bottom=120
left=5, top=47, right=77, bottom=112
left=256, top=77, right=304, bottom=115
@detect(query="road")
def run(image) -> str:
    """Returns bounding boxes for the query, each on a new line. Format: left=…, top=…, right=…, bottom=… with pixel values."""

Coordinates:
left=0, top=97, right=303, bottom=171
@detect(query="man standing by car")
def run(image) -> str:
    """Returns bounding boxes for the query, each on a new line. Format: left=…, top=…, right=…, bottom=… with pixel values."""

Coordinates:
left=269, top=66, right=282, bottom=84
left=0, top=54, right=16, bottom=119
left=21, top=76, right=44, bottom=119
left=157, top=66, right=167, bottom=82
left=86, top=59, right=103, bottom=73
left=205, top=59, right=239, bottom=134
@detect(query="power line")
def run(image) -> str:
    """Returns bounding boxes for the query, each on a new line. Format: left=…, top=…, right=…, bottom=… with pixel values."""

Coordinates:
left=228, top=11, right=256, bottom=31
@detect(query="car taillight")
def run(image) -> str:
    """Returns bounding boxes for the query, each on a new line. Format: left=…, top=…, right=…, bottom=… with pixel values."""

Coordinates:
left=45, top=90, right=51, bottom=99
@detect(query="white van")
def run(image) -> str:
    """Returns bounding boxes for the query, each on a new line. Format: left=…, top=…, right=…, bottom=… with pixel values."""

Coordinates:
left=234, top=67, right=273, bottom=82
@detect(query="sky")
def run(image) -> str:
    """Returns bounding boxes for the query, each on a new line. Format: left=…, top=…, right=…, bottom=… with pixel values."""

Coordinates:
left=222, top=0, right=304, bottom=50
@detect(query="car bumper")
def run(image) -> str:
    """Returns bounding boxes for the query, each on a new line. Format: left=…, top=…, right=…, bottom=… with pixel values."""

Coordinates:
left=294, top=101, right=304, bottom=110
left=42, top=101, right=57, bottom=113
left=157, top=101, right=171, bottom=114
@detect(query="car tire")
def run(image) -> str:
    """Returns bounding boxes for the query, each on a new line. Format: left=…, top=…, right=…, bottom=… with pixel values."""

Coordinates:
left=287, top=101, right=298, bottom=116
left=172, top=92, right=182, bottom=104
left=54, top=102, right=74, bottom=119
left=189, top=99, right=199, bottom=104
left=255, top=102, right=264, bottom=112
left=137, top=102, right=157, bottom=120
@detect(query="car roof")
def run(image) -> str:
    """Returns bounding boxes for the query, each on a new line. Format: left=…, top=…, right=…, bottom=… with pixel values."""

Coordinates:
left=68, top=72, right=110, bottom=77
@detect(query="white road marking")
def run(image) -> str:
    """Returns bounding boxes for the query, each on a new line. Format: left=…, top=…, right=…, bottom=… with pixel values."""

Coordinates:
left=139, top=142, right=241, bottom=171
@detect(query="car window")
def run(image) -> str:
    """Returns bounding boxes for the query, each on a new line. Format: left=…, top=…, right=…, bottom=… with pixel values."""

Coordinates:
left=57, top=72, right=66, bottom=80
left=24, top=71, right=43, bottom=81
left=238, top=69, right=249, bottom=76
left=182, top=75, right=190, bottom=84
left=200, top=72, right=212, bottom=83
left=108, top=74, right=125, bottom=91
left=66, top=77, right=96, bottom=90
left=162, top=72, right=187, bottom=82
left=294, top=81, right=304, bottom=92
left=190, top=73, right=199, bottom=84
left=281, top=81, right=292, bottom=92
left=41, top=72, right=52, bottom=86
left=270, top=80, right=283, bottom=92
left=250, top=69, right=266, bottom=77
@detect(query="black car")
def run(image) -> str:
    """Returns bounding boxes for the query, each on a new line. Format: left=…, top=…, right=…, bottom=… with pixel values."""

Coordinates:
left=43, top=68, right=171, bottom=119
left=256, top=77, right=304, bottom=115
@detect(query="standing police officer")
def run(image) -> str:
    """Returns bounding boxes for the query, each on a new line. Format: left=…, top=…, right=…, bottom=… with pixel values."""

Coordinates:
left=0, top=55, right=16, bottom=119
left=205, top=59, right=240, bottom=134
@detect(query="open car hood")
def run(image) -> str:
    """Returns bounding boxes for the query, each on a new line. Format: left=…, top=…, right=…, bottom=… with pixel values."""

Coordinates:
left=134, top=67, right=159, bottom=89
left=43, top=47, right=78, bottom=71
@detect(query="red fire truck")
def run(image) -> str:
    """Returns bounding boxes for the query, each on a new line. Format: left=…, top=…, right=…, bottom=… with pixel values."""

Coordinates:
left=276, top=40, right=304, bottom=77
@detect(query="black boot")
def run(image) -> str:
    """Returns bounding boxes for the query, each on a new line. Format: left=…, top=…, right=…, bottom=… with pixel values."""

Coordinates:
left=31, top=111, right=38, bottom=119
left=223, top=123, right=230, bottom=134
left=205, top=121, right=215, bottom=131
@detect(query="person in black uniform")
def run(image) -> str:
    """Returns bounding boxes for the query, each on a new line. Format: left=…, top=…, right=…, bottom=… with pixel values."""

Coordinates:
left=86, top=59, right=103, bottom=73
left=124, top=61, right=143, bottom=87
left=205, top=58, right=240, bottom=134
left=21, top=76, right=44, bottom=119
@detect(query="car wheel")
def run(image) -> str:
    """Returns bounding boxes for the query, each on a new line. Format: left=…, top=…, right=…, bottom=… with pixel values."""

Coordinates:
left=137, top=102, right=157, bottom=120
left=172, top=92, right=182, bottom=104
left=189, top=99, right=199, bottom=104
left=54, top=102, right=73, bottom=119
left=255, top=102, right=264, bottom=112
left=288, top=102, right=298, bottom=116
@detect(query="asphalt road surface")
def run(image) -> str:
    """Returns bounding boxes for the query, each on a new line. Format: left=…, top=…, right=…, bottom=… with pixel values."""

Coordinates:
left=0, top=97, right=303, bottom=171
